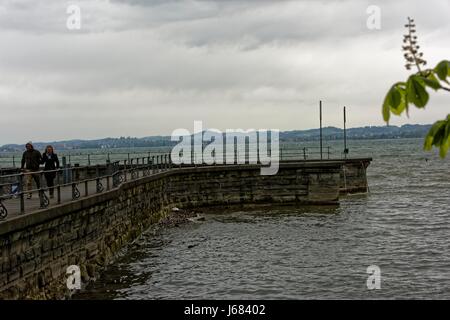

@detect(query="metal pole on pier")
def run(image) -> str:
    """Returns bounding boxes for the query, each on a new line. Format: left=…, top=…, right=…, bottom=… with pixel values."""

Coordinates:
left=319, top=100, right=323, bottom=160
left=343, top=106, right=348, bottom=159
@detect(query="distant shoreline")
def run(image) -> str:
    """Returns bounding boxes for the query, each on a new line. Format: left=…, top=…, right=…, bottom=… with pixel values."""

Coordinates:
left=0, top=124, right=430, bottom=152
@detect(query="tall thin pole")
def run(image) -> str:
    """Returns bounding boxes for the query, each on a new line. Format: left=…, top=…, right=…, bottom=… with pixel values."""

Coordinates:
left=344, top=106, right=347, bottom=159
left=319, top=100, right=323, bottom=160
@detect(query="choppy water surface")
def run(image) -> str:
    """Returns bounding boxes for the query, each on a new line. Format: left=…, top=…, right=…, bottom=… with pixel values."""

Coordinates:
left=76, top=139, right=450, bottom=299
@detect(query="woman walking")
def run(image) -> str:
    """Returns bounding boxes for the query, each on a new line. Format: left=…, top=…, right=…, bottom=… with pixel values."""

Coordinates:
left=41, top=145, right=60, bottom=198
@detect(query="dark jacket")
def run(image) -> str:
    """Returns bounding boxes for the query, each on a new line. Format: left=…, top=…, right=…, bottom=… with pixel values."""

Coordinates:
left=21, top=149, right=42, bottom=171
left=41, top=153, right=60, bottom=171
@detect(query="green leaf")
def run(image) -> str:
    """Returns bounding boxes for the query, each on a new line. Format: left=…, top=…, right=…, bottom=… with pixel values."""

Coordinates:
left=423, top=115, right=450, bottom=158
left=421, top=73, right=441, bottom=91
left=424, top=120, right=445, bottom=150
left=382, top=84, right=406, bottom=121
left=382, top=87, right=393, bottom=122
left=442, top=117, right=450, bottom=158
left=434, top=60, right=450, bottom=82
left=406, top=75, right=429, bottom=108
left=391, top=86, right=407, bottom=115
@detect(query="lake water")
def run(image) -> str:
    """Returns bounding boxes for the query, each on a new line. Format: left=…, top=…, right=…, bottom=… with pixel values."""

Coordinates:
left=75, top=138, right=450, bottom=299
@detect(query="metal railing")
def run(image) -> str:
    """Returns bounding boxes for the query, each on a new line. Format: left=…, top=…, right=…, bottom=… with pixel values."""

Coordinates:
left=0, top=145, right=346, bottom=169
left=0, top=154, right=174, bottom=220
left=0, top=150, right=173, bottom=169
left=0, top=146, right=349, bottom=220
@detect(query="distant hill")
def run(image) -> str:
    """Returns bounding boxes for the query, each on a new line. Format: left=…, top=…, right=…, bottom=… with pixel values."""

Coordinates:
left=280, top=124, right=431, bottom=141
left=0, top=124, right=431, bottom=152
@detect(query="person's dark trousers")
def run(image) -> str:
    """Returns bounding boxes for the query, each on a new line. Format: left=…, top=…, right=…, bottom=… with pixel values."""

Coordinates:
left=44, top=173, right=55, bottom=196
left=32, top=173, right=40, bottom=189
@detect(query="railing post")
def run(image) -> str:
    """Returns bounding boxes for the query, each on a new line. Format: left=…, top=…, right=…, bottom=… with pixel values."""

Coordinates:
left=19, top=173, right=25, bottom=214
left=57, top=170, right=61, bottom=204
left=134, top=158, right=137, bottom=177
left=74, top=164, right=80, bottom=181
left=38, top=172, right=47, bottom=209
left=88, top=154, right=91, bottom=166
left=62, top=156, right=68, bottom=183
left=124, top=160, right=128, bottom=181
left=12, top=156, right=15, bottom=168
left=151, top=156, right=155, bottom=174
left=84, top=167, right=89, bottom=197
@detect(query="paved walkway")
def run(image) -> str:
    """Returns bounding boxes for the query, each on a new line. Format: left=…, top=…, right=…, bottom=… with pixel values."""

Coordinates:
left=0, top=167, right=167, bottom=222
left=0, top=178, right=107, bottom=221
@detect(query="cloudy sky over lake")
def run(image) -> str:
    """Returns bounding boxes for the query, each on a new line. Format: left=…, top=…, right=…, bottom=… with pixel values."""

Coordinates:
left=0, top=0, right=449, bottom=144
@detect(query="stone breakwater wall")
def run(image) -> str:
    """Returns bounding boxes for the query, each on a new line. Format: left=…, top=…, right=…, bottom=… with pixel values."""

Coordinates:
left=0, top=159, right=371, bottom=299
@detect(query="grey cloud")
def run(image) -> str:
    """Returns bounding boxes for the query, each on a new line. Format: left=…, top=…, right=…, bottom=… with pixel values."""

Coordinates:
left=0, top=0, right=449, bottom=144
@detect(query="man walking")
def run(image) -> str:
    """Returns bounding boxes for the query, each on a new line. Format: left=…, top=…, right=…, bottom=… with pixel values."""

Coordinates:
left=20, top=142, right=42, bottom=199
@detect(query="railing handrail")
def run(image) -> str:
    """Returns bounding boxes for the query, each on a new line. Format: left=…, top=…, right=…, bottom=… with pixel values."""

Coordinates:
left=0, top=146, right=341, bottom=167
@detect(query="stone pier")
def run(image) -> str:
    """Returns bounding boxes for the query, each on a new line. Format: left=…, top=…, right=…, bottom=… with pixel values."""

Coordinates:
left=0, top=158, right=371, bottom=299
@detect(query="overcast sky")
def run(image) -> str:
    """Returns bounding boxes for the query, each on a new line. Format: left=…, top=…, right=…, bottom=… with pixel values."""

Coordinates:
left=0, top=0, right=449, bottom=145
